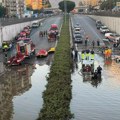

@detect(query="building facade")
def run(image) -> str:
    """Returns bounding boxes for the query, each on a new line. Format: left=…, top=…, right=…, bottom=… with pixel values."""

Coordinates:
left=25, top=0, right=49, bottom=10
left=3, top=0, right=26, bottom=17
left=80, top=0, right=100, bottom=6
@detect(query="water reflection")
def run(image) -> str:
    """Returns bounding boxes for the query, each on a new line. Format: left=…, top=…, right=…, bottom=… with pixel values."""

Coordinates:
left=71, top=54, right=120, bottom=120
left=0, top=65, right=34, bottom=120
left=72, top=60, right=102, bottom=88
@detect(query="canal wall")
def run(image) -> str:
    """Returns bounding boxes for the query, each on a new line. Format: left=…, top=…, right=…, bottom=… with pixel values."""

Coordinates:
left=0, top=19, right=44, bottom=47
left=88, top=15, right=120, bottom=35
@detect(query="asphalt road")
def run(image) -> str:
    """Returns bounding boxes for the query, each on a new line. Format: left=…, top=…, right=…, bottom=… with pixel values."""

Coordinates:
left=71, top=14, right=105, bottom=50
left=70, top=14, right=120, bottom=120
left=0, top=15, right=63, bottom=65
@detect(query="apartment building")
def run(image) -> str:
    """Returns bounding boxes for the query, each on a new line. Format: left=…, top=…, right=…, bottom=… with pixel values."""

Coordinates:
left=81, top=0, right=100, bottom=6
left=3, top=0, right=26, bottom=17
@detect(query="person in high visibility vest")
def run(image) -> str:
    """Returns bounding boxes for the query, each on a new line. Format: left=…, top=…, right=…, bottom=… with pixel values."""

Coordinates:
left=86, top=49, right=90, bottom=60
left=4, top=44, right=8, bottom=49
left=90, top=50, right=95, bottom=60
left=104, top=49, right=108, bottom=59
left=108, top=48, right=112, bottom=58
left=81, top=50, right=85, bottom=60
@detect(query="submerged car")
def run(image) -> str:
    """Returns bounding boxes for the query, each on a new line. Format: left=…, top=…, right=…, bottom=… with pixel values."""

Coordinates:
left=100, top=26, right=109, bottom=34
left=105, top=33, right=120, bottom=42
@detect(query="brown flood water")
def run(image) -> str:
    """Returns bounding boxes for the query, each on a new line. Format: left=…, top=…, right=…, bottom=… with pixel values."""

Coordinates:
left=0, top=64, right=49, bottom=120
left=12, top=64, right=50, bottom=120
left=71, top=54, right=120, bottom=120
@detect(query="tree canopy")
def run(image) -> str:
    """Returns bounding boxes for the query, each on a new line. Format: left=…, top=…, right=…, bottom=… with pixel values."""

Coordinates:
left=0, top=5, right=6, bottom=17
left=58, top=0, right=75, bottom=13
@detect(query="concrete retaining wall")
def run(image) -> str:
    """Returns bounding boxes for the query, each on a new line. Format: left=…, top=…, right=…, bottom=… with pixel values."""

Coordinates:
left=0, top=19, right=44, bottom=47
left=88, top=15, right=120, bottom=35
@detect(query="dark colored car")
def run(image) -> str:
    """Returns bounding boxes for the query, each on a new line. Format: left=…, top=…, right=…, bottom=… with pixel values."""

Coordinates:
left=96, top=23, right=103, bottom=29
left=74, top=35, right=83, bottom=43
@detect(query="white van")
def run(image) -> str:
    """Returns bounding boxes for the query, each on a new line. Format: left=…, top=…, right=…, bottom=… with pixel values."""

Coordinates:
left=32, top=21, right=39, bottom=28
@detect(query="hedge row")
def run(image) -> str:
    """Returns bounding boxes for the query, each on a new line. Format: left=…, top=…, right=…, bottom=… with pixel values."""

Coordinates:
left=37, top=16, right=73, bottom=120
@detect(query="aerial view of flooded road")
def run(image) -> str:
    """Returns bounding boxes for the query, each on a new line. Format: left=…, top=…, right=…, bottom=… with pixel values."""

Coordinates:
left=70, top=14, right=120, bottom=120
left=0, top=12, right=120, bottom=120
left=0, top=15, right=63, bottom=120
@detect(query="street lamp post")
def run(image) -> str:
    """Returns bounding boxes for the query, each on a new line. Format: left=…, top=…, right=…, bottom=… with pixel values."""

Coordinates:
left=0, top=19, right=3, bottom=47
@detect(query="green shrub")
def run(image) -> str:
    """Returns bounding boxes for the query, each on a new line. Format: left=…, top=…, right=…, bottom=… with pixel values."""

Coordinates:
left=37, top=15, right=73, bottom=120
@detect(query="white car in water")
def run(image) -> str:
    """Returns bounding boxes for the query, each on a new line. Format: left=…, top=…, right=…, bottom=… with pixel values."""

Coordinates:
left=32, top=21, right=39, bottom=28
left=100, top=26, right=109, bottom=34
left=105, top=32, right=120, bottom=42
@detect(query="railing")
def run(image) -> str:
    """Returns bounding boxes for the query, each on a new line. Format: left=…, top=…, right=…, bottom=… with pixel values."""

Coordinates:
left=87, top=11, right=120, bottom=17
left=0, top=16, right=46, bottom=26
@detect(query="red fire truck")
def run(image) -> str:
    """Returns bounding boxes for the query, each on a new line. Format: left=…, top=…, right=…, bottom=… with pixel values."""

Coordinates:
left=7, top=40, right=35, bottom=66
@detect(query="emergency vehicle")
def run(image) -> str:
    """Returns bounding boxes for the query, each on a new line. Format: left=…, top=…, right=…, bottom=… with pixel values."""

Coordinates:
left=49, top=24, right=59, bottom=34
left=7, top=40, right=35, bottom=66
left=48, top=30, right=57, bottom=41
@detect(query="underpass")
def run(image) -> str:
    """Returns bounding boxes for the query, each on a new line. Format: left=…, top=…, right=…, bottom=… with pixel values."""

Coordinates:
left=70, top=14, right=120, bottom=120
left=0, top=15, right=63, bottom=120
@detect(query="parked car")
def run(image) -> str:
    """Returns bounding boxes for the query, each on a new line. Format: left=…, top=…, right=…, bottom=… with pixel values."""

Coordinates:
left=32, top=21, right=39, bottom=28
left=74, top=34, right=83, bottom=43
left=74, top=27, right=81, bottom=34
left=100, top=26, right=109, bottom=34
left=96, top=20, right=102, bottom=26
left=73, top=32, right=83, bottom=39
left=96, top=23, right=103, bottom=29
left=105, top=33, right=120, bottom=42
left=74, top=23, right=80, bottom=28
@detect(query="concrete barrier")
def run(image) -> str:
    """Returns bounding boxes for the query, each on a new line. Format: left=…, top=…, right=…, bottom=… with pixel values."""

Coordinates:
left=88, top=15, right=120, bottom=35
left=0, top=19, right=44, bottom=47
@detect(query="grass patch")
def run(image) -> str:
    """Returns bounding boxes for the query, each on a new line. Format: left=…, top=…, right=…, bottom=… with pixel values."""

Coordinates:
left=37, top=15, right=73, bottom=120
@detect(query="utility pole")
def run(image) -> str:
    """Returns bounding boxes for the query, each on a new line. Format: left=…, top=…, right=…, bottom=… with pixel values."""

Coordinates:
left=64, top=0, right=67, bottom=23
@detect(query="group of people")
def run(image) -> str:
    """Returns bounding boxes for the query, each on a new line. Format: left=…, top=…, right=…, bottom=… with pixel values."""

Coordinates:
left=39, top=30, right=48, bottom=37
left=84, top=36, right=100, bottom=48
left=81, top=49, right=95, bottom=61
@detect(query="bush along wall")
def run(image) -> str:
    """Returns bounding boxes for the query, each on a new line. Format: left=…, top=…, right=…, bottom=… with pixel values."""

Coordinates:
left=37, top=15, right=73, bottom=120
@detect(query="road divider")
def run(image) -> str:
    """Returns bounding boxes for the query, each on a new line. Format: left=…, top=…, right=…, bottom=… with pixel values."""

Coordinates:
left=37, top=15, right=73, bottom=120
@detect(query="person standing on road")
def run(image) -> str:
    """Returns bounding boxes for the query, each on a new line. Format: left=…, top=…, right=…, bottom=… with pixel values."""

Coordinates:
left=85, top=36, right=89, bottom=46
left=97, top=65, right=102, bottom=75
left=92, top=40, right=95, bottom=49
left=97, top=39, right=100, bottom=47
left=46, top=30, right=48, bottom=36
left=85, top=39, right=88, bottom=46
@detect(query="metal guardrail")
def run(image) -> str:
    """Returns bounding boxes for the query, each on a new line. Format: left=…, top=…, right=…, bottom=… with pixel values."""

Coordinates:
left=0, top=16, right=46, bottom=26
left=87, top=11, right=120, bottom=17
